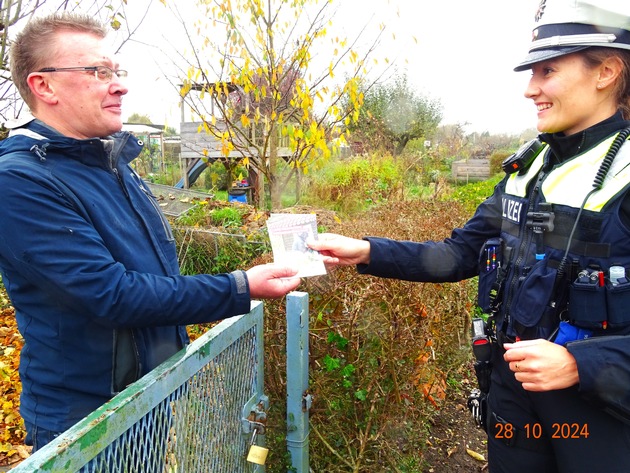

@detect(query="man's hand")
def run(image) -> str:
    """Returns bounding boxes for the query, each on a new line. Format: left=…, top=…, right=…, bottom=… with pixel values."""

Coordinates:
left=503, top=339, right=579, bottom=391
left=307, top=233, right=371, bottom=267
left=246, top=264, right=301, bottom=299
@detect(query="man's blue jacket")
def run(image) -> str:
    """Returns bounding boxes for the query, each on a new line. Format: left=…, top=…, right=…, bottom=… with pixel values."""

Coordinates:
left=0, top=120, right=250, bottom=432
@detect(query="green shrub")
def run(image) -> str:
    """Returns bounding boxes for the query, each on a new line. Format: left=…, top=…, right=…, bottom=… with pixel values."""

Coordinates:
left=302, top=153, right=403, bottom=214
left=173, top=227, right=267, bottom=276
left=175, top=201, right=244, bottom=228
left=175, top=201, right=211, bottom=226
left=171, top=201, right=263, bottom=275
left=446, top=174, right=503, bottom=214
left=209, top=206, right=243, bottom=228
left=489, top=150, right=513, bottom=175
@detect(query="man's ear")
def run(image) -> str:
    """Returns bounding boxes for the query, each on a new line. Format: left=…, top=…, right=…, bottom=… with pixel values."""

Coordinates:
left=26, top=73, right=58, bottom=105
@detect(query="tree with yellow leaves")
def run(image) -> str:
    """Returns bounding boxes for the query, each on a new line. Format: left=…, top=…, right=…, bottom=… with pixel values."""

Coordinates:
left=178, top=0, right=388, bottom=209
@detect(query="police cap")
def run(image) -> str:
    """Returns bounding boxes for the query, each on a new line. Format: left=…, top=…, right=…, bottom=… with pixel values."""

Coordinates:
left=514, top=0, right=630, bottom=72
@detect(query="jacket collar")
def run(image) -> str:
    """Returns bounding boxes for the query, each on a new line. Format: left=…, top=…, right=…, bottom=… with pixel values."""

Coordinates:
left=9, top=118, right=142, bottom=169
left=540, top=111, right=630, bottom=166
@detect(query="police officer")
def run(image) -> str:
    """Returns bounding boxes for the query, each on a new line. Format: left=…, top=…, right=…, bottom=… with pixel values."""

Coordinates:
left=308, top=1, right=630, bottom=471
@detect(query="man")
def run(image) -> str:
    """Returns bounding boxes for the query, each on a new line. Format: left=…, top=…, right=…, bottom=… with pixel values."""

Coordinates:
left=0, top=12, right=301, bottom=451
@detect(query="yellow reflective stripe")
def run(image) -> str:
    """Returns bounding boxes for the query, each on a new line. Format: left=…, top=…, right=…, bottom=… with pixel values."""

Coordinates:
left=506, top=150, right=546, bottom=197
left=584, top=144, right=630, bottom=210
left=542, top=136, right=630, bottom=211
left=542, top=138, right=611, bottom=209
left=504, top=134, right=630, bottom=213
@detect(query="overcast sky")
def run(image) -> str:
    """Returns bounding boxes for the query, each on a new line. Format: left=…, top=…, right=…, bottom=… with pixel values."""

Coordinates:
left=118, top=0, right=541, bottom=135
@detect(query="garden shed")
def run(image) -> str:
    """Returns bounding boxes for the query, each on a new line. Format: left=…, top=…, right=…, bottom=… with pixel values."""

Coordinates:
left=178, top=82, right=293, bottom=196
left=451, top=158, right=490, bottom=181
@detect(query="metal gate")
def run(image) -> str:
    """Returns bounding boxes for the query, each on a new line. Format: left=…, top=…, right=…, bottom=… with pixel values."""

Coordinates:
left=11, top=301, right=267, bottom=473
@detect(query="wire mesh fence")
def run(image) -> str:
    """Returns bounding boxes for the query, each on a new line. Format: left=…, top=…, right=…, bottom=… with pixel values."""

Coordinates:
left=11, top=303, right=266, bottom=473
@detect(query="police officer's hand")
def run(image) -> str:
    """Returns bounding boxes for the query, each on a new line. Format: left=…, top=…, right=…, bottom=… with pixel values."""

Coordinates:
left=246, top=264, right=301, bottom=299
left=307, top=233, right=371, bottom=267
left=503, top=339, right=579, bottom=391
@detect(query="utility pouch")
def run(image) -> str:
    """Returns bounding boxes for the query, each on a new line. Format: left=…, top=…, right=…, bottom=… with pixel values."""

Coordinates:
left=477, top=237, right=504, bottom=312
left=568, top=269, right=606, bottom=329
left=509, top=258, right=558, bottom=328
left=606, top=277, right=630, bottom=328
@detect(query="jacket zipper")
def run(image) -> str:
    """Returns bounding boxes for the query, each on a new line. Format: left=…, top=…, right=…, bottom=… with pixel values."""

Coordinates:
left=112, top=167, right=130, bottom=198
left=108, top=135, right=131, bottom=199
left=504, top=166, right=550, bottom=332
left=108, top=137, right=174, bottom=242
left=139, top=182, right=175, bottom=242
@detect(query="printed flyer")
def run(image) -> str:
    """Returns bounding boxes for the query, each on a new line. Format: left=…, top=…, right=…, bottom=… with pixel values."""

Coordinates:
left=266, top=213, right=326, bottom=278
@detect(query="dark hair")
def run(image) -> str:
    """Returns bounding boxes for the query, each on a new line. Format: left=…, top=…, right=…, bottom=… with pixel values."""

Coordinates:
left=582, top=47, right=630, bottom=120
left=10, top=13, right=108, bottom=109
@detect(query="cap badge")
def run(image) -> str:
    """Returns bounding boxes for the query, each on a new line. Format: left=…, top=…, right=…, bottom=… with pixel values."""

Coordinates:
left=535, top=0, right=547, bottom=23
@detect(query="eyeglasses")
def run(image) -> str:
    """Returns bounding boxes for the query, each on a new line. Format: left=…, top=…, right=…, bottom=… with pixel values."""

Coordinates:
left=37, top=66, right=128, bottom=83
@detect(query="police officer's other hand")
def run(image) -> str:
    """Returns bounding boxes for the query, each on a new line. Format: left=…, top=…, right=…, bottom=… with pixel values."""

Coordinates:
left=306, top=233, right=371, bottom=267
left=246, top=264, right=301, bottom=299
left=503, top=339, right=579, bottom=392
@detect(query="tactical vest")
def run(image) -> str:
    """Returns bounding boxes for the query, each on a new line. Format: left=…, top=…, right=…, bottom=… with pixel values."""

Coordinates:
left=477, top=132, right=630, bottom=340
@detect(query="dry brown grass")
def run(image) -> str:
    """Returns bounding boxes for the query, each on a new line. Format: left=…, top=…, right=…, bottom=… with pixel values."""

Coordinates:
left=260, top=199, right=476, bottom=472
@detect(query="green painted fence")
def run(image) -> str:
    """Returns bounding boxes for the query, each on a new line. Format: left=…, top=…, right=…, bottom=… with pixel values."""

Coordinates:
left=11, top=301, right=267, bottom=473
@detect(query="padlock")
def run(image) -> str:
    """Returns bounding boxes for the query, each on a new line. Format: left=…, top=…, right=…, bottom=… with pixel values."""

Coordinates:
left=246, top=428, right=269, bottom=465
